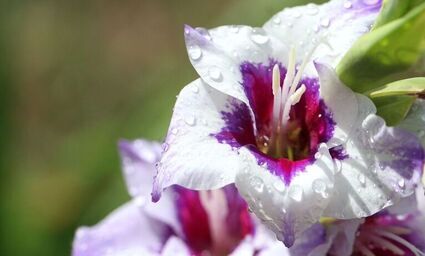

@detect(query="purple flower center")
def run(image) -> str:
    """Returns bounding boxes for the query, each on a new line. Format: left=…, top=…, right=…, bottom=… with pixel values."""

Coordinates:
left=213, top=60, right=342, bottom=184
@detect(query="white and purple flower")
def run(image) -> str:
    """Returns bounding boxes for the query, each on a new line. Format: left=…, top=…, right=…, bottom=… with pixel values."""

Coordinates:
left=72, top=140, right=286, bottom=256
left=152, top=0, right=424, bottom=247
left=322, top=188, right=425, bottom=256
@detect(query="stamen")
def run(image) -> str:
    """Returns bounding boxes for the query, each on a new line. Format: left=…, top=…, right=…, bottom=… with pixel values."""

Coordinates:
left=373, top=229, right=425, bottom=256
left=272, top=64, right=282, bottom=126
left=355, top=240, right=376, bottom=256
left=364, top=233, right=405, bottom=255
left=289, top=84, right=306, bottom=106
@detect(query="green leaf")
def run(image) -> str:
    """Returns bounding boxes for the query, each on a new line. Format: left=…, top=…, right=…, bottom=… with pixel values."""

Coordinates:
left=336, top=1, right=425, bottom=125
left=373, top=95, right=416, bottom=126
left=336, top=2, right=425, bottom=93
left=369, top=77, right=425, bottom=97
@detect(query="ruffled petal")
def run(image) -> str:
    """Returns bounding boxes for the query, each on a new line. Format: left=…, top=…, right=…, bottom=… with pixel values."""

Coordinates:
left=153, top=79, right=251, bottom=201
left=264, top=0, right=382, bottom=70
left=72, top=200, right=172, bottom=256
left=316, top=64, right=425, bottom=219
left=235, top=143, right=337, bottom=247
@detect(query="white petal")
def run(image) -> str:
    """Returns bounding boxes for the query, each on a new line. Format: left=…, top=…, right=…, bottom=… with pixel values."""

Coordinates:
left=118, top=139, right=162, bottom=198
left=264, top=0, right=382, bottom=72
left=184, top=25, right=288, bottom=106
left=161, top=236, right=191, bottom=256
left=235, top=143, right=336, bottom=247
left=317, top=66, right=424, bottom=218
left=72, top=200, right=169, bottom=256
left=119, top=139, right=182, bottom=236
left=153, top=79, right=249, bottom=200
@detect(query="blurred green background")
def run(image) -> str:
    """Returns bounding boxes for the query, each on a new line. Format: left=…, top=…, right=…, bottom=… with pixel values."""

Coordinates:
left=0, top=0, right=324, bottom=255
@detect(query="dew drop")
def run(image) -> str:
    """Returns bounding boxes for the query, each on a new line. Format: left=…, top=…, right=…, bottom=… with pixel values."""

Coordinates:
left=188, top=45, right=202, bottom=61
left=231, top=25, right=240, bottom=33
left=162, top=142, right=169, bottom=152
left=320, top=18, right=330, bottom=28
left=398, top=179, right=405, bottom=189
left=273, top=16, right=281, bottom=25
left=195, top=27, right=212, bottom=41
left=208, top=67, right=222, bottom=81
left=314, top=151, right=322, bottom=159
left=312, top=179, right=326, bottom=194
left=334, top=160, right=342, bottom=174
left=171, top=128, right=179, bottom=135
left=184, top=115, right=196, bottom=126
left=343, top=1, right=352, bottom=9
left=250, top=176, right=264, bottom=193
left=306, top=4, right=319, bottom=15
left=273, top=180, right=286, bottom=193
left=363, top=0, right=379, bottom=5
left=191, top=85, right=199, bottom=93
left=135, top=195, right=147, bottom=207
left=289, top=185, right=303, bottom=202
left=250, top=28, right=270, bottom=45
left=358, top=174, right=366, bottom=186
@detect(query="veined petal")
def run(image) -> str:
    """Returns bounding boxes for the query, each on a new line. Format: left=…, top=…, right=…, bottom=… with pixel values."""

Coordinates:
left=235, top=143, right=336, bottom=247
left=72, top=200, right=172, bottom=256
left=316, top=64, right=424, bottom=219
left=153, top=79, right=251, bottom=201
left=264, top=0, right=382, bottom=70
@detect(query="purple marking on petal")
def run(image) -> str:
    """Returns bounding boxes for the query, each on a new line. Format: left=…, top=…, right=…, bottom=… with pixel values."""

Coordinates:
left=212, top=60, right=338, bottom=184
left=329, top=145, right=349, bottom=160
left=289, top=223, right=327, bottom=255
left=184, top=24, right=211, bottom=47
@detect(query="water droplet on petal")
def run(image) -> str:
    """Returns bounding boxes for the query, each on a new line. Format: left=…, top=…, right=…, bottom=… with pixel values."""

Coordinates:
left=363, top=0, right=379, bottom=5
left=208, top=67, right=222, bottom=81
left=334, top=160, right=342, bottom=174
left=185, top=115, right=196, bottom=126
left=320, top=18, right=330, bottom=28
left=289, top=185, right=303, bottom=202
left=273, top=180, right=286, bottom=193
left=250, top=28, right=270, bottom=45
left=250, top=176, right=264, bottom=193
left=273, top=16, right=281, bottom=25
left=171, top=128, right=179, bottom=135
left=306, top=4, right=319, bottom=15
left=314, top=151, right=322, bottom=159
left=162, top=142, right=169, bottom=152
left=343, top=1, right=352, bottom=9
left=195, top=27, right=212, bottom=40
left=230, top=25, right=240, bottom=33
left=188, top=45, right=202, bottom=61
left=358, top=173, right=366, bottom=186
left=135, top=195, right=147, bottom=207
left=312, top=179, right=326, bottom=194
left=191, top=85, right=199, bottom=93
left=398, top=179, right=405, bottom=189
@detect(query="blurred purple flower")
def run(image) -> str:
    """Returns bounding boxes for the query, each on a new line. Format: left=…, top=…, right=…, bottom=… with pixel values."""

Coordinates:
left=73, top=140, right=293, bottom=255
